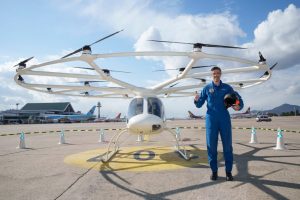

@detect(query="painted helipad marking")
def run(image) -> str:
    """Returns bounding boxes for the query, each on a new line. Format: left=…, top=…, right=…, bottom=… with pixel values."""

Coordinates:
left=64, top=145, right=222, bottom=172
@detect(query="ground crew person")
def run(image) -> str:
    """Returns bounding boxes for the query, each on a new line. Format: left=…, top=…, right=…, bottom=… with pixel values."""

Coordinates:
left=194, top=66, right=244, bottom=181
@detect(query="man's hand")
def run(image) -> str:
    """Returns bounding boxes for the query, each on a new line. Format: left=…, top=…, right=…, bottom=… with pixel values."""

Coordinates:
left=194, top=94, right=200, bottom=101
left=232, top=105, right=240, bottom=111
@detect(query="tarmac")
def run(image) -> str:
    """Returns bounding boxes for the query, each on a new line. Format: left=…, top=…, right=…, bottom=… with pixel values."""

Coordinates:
left=0, top=116, right=299, bottom=200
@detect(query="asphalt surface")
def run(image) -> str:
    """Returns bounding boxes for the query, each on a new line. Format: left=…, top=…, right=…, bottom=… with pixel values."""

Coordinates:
left=0, top=116, right=299, bottom=200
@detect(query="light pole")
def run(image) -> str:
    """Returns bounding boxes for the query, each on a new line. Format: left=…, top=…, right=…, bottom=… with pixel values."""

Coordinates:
left=16, top=103, right=19, bottom=110
left=97, top=102, right=101, bottom=119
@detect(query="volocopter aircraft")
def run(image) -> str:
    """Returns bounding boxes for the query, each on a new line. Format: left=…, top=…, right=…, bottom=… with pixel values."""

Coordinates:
left=14, top=30, right=276, bottom=162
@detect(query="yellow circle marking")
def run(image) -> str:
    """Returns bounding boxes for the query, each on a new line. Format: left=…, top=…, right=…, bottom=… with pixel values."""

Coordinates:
left=64, top=145, right=222, bottom=172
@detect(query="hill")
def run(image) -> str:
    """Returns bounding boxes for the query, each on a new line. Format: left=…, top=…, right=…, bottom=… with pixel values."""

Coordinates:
left=253, top=103, right=300, bottom=115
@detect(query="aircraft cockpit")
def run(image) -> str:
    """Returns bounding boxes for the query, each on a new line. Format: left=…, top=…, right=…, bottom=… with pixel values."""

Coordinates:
left=127, top=97, right=165, bottom=120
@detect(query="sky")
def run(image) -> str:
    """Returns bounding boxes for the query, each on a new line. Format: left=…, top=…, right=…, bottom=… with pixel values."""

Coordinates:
left=0, top=0, right=300, bottom=118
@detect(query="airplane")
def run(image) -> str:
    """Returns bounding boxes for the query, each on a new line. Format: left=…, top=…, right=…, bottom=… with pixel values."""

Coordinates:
left=42, top=106, right=96, bottom=123
left=230, top=107, right=255, bottom=119
left=94, top=113, right=125, bottom=122
left=188, top=111, right=204, bottom=119
left=13, top=30, right=275, bottom=162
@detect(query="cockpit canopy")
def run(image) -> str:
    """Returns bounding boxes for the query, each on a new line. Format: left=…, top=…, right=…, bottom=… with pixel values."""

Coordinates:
left=127, top=97, right=165, bottom=120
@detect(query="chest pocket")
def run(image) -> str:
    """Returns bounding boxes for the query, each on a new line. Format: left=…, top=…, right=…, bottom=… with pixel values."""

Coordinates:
left=207, top=88, right=216, bottom=101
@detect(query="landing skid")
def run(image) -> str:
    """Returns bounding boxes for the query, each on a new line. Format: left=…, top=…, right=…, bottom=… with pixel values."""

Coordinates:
left=165, top=127, right=190, bottom=160
left=101, top=129, right=127, bottom=163
left=101, top=128, right=190, bottom=163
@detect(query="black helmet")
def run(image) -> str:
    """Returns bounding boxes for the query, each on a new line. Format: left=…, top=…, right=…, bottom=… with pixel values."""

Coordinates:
left=224, top=93, right=238, bottom=108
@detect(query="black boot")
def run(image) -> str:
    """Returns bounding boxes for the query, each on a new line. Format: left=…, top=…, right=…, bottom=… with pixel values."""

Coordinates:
left=210, top=172, right=218, bottom=181
left=226, top=172, right=233, bottom=181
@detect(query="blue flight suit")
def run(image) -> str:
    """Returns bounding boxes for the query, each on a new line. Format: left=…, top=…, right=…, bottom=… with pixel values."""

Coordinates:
left=194, top=80, right=244, bottom=173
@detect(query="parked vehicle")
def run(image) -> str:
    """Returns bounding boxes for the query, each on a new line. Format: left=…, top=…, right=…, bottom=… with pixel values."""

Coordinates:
left=256, top=115, right=272, bottom=122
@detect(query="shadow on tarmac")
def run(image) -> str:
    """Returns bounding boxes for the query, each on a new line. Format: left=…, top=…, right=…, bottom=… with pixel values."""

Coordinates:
left=98, top=143, right=300, bottom=200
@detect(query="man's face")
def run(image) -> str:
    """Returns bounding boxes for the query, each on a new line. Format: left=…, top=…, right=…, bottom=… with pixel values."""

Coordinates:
left=212, top=69, right=221, bottom=83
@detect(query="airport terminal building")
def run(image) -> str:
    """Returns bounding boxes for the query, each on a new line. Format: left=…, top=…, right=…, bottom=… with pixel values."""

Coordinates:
left=0, top=102, right=75, bottom=124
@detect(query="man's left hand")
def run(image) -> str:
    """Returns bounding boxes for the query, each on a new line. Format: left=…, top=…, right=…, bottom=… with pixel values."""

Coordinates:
left=232, top=105, right=240, bottom=111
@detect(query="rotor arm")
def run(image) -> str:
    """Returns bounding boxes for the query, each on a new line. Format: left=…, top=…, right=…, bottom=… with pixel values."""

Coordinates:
left=224, top=78, right=267, bottom=89
left=151, top=58, right=198, bottom=91
left=186, top=65, right=266, bottom=79
left=19, top=70, right=102, bottom=80
left=93, top=51, right=191, bottom=59
left=16, top=82, right=130, bottom=93
left=202, top=52, right=261, bottom=66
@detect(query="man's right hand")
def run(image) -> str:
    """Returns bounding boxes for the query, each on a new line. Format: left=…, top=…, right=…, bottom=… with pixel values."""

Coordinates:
left=194, top=94, right=200, bottom=101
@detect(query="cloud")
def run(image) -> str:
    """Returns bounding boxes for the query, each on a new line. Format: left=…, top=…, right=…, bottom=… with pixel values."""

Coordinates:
left=243, top=4, right=300, bottom=69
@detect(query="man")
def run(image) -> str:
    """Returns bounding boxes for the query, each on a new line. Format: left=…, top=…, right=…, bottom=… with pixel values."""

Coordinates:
left=194, top=66, right=244, bottom=181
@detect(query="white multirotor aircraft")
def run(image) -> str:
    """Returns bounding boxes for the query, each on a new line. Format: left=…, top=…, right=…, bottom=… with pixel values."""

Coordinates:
left=14, top=30, right=276, bottom=162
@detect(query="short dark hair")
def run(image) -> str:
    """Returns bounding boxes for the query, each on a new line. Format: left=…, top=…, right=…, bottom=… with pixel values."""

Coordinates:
left=211, top=66, right=221, bottom=72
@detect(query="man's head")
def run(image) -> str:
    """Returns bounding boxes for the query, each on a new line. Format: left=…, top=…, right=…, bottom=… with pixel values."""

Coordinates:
left=211, top=66, right=222, bottom=84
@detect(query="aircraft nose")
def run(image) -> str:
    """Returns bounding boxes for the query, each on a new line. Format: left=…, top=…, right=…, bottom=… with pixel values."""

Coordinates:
left=127, top=114, right=164, bottom=134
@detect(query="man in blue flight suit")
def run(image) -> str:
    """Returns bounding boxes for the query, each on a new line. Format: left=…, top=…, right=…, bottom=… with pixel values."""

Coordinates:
left=194, top=66, right=244, bottom=181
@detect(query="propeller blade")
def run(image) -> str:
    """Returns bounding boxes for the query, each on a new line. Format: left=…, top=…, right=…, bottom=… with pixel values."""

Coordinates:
left=61, top=29, right=124, bottom=59
left=89, top=29, right=124, bottom=46
left=148, top=39, right=246, bottom=49
left=153, top=65, right=211, bottom=72
left=61, top=48, right=83, bottom=59
left=148, top=39, right=193, bottom=45
left=80, top=91, right=89, bottom=95
left=152, top=68, right=178, bottom=72
left=13, top=56, right=34, bottom=67
left=259, top=51, right=266, bottom=62
left=270, top=62, right=278, bottom=70
left=191, top=65, right=213, bottom=69
left=199, top=43, right=246, bottom=49
left=109, top=70, right=131, bottom=73
left=74, top=67, right=94, bottom=70
left=260, top=62, right=278, bottom=78
left=169, top=82, right=179, bottom=88
left=179, top=65, right=213, bottom=71
left=74, top=67, right=130, bottom=73
left=194, top=78, right=206, bottom=83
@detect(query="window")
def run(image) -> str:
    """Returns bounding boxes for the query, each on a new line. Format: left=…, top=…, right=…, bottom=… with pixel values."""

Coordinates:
left=127, top=98, right=144, bottom=119
left=147, top=97, right=164, bottom=118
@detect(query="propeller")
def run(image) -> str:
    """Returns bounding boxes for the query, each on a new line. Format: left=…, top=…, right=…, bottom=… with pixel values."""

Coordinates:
left=260, top=62, right=278, bottom=78
left=148, top=39, right=246, bottom=49
left=80, top=91, right=89, bottom=96
left=17, top=75, right=24, bottom=82
left=194, top=78, right=207, bottom=83
left=169, top=82, right=179, bottom=88
left=259, top=51, right=266, bottom=62
left=153, top=65, right=212, bottom=72
left=61, top=29, right=124, bottom=59
left=74, top=67, right=131, bottom=74
left=164, top=82, right=179, bottom=96
left=13, top=56, right=34, bottom=67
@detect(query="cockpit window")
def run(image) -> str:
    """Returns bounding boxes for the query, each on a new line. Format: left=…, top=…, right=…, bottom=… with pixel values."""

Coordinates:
left=128, top=98, right=144, bottom=119
left=147, top=97, right=164, bottom=118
